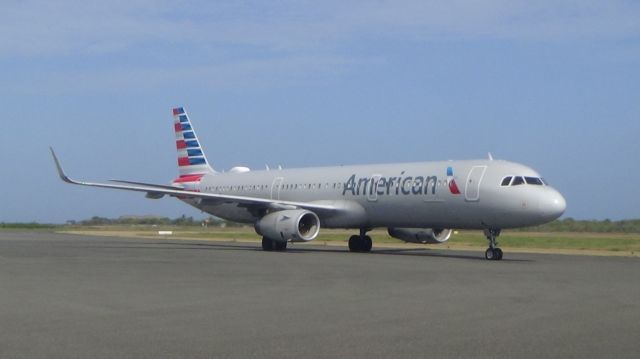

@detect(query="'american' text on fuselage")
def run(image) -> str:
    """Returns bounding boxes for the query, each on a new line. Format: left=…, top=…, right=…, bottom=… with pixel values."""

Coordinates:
left=342, top=173, right=438, bottom=196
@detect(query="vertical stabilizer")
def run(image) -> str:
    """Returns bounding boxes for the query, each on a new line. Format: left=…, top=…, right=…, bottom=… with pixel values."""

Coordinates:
left=172, top=107, right=216, bottom=176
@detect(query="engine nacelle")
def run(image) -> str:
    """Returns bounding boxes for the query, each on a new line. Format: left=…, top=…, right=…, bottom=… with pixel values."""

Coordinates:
left=255, top=210, right=320, bottom=242
left=388, top=228, right=453, bottom=244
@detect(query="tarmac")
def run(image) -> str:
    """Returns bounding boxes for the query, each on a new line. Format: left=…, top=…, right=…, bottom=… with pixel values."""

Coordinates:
left=1, top=231, right=639, bottom=359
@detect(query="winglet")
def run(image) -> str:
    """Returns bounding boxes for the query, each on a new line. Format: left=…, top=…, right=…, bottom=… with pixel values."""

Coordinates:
left=49, top=147, right=77, bottom=184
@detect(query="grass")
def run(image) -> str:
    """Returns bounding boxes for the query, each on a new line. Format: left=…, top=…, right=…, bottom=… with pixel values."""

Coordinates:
left=54, top=225, right=640, bottom=254
left=0, top=223, right=59, bottom=230
left=449, top=231, right=640, bottom=252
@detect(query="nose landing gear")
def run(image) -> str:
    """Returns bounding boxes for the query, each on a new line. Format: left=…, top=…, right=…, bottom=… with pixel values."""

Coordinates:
left=484, top=229, right=503, bottom=260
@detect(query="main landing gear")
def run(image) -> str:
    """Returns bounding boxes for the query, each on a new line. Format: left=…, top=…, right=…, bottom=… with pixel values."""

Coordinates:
left=262, top=237, right=287, bottom=251
left=348, top=229, right=372, bottom=253
left=484, top=229, right=503, bottom=260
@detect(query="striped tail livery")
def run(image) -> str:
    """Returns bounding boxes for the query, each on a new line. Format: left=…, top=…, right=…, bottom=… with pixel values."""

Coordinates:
left=172, top=107, right=215, bottom=177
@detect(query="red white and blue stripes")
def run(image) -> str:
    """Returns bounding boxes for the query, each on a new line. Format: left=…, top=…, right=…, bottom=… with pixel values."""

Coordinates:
left=172, top=107, right=213, bottom=177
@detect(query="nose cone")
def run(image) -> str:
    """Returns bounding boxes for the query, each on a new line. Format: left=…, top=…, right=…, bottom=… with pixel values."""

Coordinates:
left=540, top=189, right=566, bottom=221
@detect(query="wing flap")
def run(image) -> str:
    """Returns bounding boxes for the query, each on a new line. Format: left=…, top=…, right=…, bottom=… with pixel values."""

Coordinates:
left=110, top=179, right=183, bottom=191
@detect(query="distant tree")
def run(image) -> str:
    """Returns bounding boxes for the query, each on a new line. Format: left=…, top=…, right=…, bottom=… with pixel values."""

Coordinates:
left=81, top=216, right=112, bottom=226
left=172, top=215, right=196, bottom=226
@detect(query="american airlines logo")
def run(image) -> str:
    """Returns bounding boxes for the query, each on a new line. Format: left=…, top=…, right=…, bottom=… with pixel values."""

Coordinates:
left=447, top=166, right=461, bottom=195
left=342, top=167, right=461, bottom=197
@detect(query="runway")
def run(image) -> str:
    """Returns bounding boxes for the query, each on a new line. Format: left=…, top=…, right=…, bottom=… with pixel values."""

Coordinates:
left=1, top=231, right=639, bottom=359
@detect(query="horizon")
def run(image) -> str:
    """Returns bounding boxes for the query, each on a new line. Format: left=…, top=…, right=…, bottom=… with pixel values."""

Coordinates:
left=4, top=216, right=640, bottom=226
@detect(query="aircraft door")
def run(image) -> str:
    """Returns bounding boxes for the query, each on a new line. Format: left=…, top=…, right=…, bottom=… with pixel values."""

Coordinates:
left=271, top=177, right=284, bottom=200
left=465, top=166, right=487, bottom=202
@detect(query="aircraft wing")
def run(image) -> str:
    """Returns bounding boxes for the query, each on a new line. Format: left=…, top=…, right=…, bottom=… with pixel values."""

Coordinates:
left=50, top=148, right=337, bottom=213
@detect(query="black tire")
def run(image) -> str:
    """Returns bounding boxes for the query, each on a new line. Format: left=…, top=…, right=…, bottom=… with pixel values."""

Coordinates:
left=485, top=248, right=495, bottom=260
left=274, top=240, right=288, bottom=251
left=348, top=235, right=361, bottom=252
left=262, top=237, right=274, bottom=251
left=495, top=248, right=503, bottom=260
left=362, top=236, right=373, bottom=252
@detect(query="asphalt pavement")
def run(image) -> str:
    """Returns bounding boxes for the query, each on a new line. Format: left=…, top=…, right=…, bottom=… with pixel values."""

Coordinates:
left=1, top=231, right=639, bottom=359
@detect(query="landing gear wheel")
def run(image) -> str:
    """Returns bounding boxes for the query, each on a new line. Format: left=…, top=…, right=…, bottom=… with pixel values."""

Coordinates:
left=348, top=235, right=361, bottom=252
left=483, top=229, right=503, bottom=261
left=274, top=240, right=287, bottom=251
left=485, top=248, right=495, bottom=260
left=362, top=236, right=372, bottom=252
left=484, top=247, right=503, bottom=261
left=348, top=233, right=373, bottom=253
left=262, top=237, right=274, bottom=251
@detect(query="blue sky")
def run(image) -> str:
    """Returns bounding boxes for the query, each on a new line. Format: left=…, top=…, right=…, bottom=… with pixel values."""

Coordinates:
left=1, top=0, right=639, bottom=222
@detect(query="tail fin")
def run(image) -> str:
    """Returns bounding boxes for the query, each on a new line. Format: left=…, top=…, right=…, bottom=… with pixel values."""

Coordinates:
left=172, top=107, right=216, bottom=176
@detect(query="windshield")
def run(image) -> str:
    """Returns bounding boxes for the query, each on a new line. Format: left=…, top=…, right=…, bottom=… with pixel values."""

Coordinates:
left=501, top=176, right=546, bottom=187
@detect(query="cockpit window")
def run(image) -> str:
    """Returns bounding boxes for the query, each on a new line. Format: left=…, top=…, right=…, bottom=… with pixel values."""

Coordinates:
left=502, top=176, right=547, bottom=187
left=525, top=177, right=544, bottom=185
left=512, top=176, right=525, bottom=186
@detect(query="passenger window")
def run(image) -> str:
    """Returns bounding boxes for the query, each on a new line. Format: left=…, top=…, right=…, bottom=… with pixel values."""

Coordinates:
left=501, top=176, right=512, bottom=186
left=512, top=177, right=525, bottom=186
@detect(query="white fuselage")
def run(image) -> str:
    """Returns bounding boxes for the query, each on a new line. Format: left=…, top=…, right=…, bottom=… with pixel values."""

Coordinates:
left=177, top=159, right=566, bottom=230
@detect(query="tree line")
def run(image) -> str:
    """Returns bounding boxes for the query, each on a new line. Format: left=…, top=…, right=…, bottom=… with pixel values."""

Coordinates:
left=66, top=215, right=246, bottom=227
left=1, top=215, right=243, bottom=228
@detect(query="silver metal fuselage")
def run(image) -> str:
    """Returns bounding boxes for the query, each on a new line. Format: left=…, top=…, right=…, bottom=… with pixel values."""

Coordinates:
left=179, top=159, right=566, bottom=230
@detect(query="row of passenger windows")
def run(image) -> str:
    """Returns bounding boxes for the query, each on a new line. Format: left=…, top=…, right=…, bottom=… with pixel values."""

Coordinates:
left=501, top=176, right=547, bottom=187
left=203, top=179, right=454, bottom=193
left=203, top=183, right=341, bottom=192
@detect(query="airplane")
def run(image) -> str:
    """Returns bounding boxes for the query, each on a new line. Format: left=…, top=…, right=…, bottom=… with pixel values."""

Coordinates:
left=50, top=107, right=566, bottom=260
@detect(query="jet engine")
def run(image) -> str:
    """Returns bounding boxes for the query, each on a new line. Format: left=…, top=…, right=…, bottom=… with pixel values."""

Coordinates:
left=255, top=210, right=320, bottom=242
left=388, top=228, right=453, bottom=244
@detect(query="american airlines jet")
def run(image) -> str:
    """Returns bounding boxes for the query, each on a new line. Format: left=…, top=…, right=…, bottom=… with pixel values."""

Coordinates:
left=51, top=107, right=566, bottom=260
